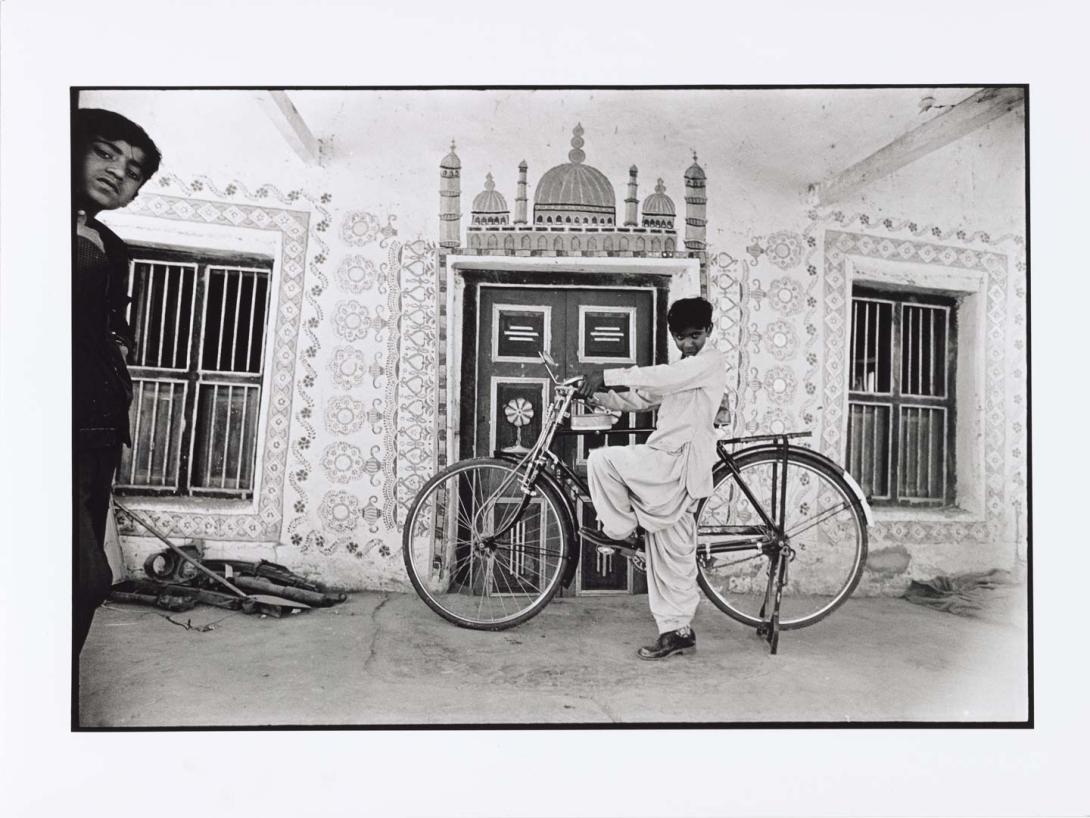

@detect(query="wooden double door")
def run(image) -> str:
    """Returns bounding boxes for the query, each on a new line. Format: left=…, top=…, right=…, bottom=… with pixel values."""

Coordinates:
left=462, top=281, right=661, bottom=593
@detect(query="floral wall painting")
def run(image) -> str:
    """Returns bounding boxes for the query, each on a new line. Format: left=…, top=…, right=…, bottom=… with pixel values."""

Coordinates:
left=90, top=88, right=1025, bottom=593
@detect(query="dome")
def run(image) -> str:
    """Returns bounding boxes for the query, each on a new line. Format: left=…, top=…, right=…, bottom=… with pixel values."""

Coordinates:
left=472, top=173, right=508, bottom=213
left=685, top=151, right=706, bottom=181
left=533, top=124, right=616, bottom=224
left=642, top=179, right=675, bottom=216
left=535, top=164, right=615, bottom=211
left=440, top=139, right=461, bottom=170
left=471, top=173, right=509, bottom=226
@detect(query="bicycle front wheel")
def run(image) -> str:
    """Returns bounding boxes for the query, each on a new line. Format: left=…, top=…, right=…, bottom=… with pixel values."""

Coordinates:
left=695, top=447, right=868, bottom=630
left=402, top=457, right=573, bottom=630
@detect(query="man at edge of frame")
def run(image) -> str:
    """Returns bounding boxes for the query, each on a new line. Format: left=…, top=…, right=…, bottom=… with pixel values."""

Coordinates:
left=73, top=107, right=162, bottom=657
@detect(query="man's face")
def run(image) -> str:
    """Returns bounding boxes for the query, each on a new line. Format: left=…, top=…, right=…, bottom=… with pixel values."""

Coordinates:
left=76, top=136, right=148, bottom=213
left=671, top=325, right=711, bottom=358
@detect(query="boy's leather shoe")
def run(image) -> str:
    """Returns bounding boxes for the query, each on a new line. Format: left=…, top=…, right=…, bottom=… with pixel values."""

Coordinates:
left=579, top=526, right=643, bottom=551
left=637, top=627, right=696, bottom=660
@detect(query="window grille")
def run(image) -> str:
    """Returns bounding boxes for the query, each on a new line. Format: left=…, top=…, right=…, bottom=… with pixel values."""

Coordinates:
left=846, top=288, right=956, bottom=506
left=117, top=252, right=272, bottom=498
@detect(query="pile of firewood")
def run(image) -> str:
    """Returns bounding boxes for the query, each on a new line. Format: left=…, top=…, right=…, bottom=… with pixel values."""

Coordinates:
left=108, top=545, right=347, bottom=618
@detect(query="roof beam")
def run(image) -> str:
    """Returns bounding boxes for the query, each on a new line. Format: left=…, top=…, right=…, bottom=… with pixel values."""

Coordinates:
left=257, top=90, right=322, bottom=166
left=809, top=87, right=1024, bottom=206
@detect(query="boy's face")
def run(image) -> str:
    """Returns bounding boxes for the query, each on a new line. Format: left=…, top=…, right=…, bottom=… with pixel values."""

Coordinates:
left=76, top=136, right=149, bottom=213
left=671, top=325, right=712, bottom=358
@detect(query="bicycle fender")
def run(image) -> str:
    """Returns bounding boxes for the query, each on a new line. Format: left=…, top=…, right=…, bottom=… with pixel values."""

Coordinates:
left=716, top=444, right=875, bottom=527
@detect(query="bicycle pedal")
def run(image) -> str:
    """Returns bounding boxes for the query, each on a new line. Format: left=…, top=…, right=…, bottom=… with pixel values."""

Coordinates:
left=595, top=545, right=617, bottom=556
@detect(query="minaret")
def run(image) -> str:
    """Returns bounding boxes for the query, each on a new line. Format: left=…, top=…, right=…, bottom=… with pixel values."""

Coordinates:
left=624, top=165, right=639, bottom=227
left=439, top=140, right=462, bottom=251
left=684, top=151, right=707, bottom=251
left=514, top=160, right=528, bottom=224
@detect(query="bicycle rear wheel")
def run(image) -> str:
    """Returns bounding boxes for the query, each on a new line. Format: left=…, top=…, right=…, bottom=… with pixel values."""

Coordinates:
left=402, top=457, right=572, bottom=630
left=695, top=447, right=868, bottom=630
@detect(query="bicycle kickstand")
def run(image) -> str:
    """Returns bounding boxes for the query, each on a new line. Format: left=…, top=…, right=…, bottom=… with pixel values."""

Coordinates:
left=756, top=546, right=789, bottom=655
left=761, top=435, right=790, bottom=654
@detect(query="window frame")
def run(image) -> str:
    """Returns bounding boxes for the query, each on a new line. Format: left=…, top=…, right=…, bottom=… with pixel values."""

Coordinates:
left=116, top=244, right=274, bottom=500
left=848, top=284, right=959, bottom=508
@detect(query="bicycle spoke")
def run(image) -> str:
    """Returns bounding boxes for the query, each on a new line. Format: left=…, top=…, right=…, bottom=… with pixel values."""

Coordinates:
left=403, top=458, right=570, bottom=628
left=695, top=451, right=867, bottom=631
left=489, top=540, right=565, bottom=561
left=495, top=558, right=522, bottom=601
left=782, top=500, right=852, bottom=540
left=476, top=555, right=491, bottom=619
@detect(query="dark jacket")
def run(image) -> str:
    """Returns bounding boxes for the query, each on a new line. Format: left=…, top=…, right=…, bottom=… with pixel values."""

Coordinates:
left=74, top=216, right=135, bottom=450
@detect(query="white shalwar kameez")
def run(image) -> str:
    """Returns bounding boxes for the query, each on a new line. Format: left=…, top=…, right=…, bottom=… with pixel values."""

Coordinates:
left=587, top=343, right=728, bottom=634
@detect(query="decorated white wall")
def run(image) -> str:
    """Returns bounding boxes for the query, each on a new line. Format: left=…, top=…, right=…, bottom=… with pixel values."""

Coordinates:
left=84, top=89, right=1027, bottom=592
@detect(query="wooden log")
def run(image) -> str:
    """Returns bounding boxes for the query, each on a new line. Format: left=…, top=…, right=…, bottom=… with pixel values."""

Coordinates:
left=232, top=576, right=328, bottom=606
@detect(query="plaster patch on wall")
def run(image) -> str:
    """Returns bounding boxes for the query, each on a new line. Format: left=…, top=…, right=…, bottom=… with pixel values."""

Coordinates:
left=865, top=544, right=912, bottom=575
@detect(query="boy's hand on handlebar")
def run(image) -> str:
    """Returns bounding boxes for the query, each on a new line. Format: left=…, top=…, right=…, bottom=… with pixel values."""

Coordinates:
left=577, top=369, right=605, bottom=399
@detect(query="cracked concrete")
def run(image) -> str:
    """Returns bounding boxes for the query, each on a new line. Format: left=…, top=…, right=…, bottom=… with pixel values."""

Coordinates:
left=77, top=588, right=1029, bottom=727
left=360, top=591, right=391, bottom=673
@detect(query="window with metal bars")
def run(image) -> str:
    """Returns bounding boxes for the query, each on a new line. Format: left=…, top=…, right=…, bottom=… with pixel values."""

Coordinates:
left=846, top=286, right=958, bottom=507
left=116, top=246, right=273, bottom=498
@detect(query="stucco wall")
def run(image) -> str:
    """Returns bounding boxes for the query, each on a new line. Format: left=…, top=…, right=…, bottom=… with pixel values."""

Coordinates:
left=84, top=89, right=1027, bottom=592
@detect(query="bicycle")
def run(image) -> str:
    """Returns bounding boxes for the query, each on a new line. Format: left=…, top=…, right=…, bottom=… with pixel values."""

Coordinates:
left=402, top=352, right=873, bottom=654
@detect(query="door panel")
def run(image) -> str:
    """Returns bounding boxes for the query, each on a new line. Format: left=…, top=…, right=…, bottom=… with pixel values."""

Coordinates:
left=474, top=285, right=655, bottom=593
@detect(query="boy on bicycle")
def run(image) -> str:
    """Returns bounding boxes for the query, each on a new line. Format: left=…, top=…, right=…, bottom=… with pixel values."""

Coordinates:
left=577, top=296, right=727, bottom=660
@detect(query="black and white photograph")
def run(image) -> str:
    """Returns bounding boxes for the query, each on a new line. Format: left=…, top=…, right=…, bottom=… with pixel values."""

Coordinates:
left=2, top=2, right=1086, bottom=817
left=68, top=85, right=1030, bottom=727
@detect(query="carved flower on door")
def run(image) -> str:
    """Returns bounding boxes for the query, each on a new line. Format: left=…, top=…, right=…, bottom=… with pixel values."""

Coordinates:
left=504, top=397, right=535, bottom=427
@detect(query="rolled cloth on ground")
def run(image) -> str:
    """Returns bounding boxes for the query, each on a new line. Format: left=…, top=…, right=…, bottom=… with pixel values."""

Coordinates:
left=902, top=569, right=1017, bottom=617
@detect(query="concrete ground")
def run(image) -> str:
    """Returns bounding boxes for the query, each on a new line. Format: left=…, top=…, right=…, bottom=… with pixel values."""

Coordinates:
left=78, top=588, right=1029, bottom=727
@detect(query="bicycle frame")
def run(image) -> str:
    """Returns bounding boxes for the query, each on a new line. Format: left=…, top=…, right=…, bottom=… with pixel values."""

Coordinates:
left=478, top=381, right=582, bottom=544
left=469, top=355, right=870, bottom=653
left=487, top=376, right=806, bottom=571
